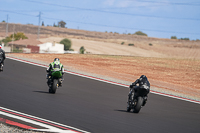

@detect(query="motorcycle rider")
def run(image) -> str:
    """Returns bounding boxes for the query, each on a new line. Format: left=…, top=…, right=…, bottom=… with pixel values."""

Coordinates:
left=0, top=44, right=6, bottom=71
left=128, top=75, right=150, bottom=106
left=46, top=58, right=64, bottom=87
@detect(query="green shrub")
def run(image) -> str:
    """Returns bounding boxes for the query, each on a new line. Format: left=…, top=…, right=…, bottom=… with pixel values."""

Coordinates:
left=121, top=42, right=124, bottom=45
left=60, top=38, right=72, bottom=50
left=149, top=43, right=153, bottom=46
left=79, top=46, right=85, bottom=54
left=13, top=49, right=23, bottom=53
left=69, top=48, right=74, bottom=51
left=171, top=36, right=177, bottom=39
left=134, top=31, right=147, bottom=36
left=180, top=38, right=190, bottom=40
left=128, top=44, right=134, bottom=46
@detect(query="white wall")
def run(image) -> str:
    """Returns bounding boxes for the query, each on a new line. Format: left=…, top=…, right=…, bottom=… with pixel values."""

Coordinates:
left=2, top=43, right=11, bottom=52
left=38, top=42, right=64, bottom=54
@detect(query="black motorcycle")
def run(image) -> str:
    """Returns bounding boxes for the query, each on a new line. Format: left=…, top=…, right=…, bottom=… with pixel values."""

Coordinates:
left=47, top=71, right=63, bottom=94
left=127, top=85, right=148, bottom=113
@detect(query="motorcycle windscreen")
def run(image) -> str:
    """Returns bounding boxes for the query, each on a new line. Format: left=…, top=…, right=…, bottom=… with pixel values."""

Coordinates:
left=52, top=71, right=62, bottom=78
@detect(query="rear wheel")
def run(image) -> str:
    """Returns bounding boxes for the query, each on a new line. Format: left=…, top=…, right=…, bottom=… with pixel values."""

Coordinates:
left=133, top=97, right=143, bottom=113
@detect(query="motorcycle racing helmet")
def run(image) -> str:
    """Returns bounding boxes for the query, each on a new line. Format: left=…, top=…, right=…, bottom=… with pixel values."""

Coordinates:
left=140, top=75, right=147, bottom=80
left=54, top=58, right=60, bottom=64
left=0, top=44, right=2, bottom=49
left=54, top=58, right=60, bottom=62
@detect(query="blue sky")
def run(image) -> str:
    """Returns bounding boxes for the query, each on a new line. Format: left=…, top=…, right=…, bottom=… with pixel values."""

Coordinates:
left=0, top=0, right=200, bottom=40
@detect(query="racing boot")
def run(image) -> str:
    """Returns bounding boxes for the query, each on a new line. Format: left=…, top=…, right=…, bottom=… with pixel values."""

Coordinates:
left=58, top=78, right=63, bottom=87
left=142, top=96, right=148, bottom=106
left=47, top=77, right=51, bottom=87
left=0, top=64, right=3, bottom=71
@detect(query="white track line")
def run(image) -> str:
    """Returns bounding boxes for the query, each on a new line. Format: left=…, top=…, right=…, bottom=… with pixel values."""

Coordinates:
left=0, top=106, right=90, bottom=133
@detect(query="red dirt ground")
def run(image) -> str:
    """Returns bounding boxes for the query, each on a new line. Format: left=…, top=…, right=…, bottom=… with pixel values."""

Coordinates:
left=8, top=53, right=200, bottom=101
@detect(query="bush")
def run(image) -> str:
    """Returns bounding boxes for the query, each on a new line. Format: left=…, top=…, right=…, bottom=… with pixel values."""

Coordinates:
left=60, top=38, right=72, bottom=50
left=180, top=38, right=190, bottom=40
left=121, top=42, right=124, bottom=45
left=171, top=36, right=177, bottom=39
left=149, top=43, right=153, bottom=46
left=128, top=44, right=134, bottom=46
left=134, top=31, right=147, bottom=36
left=69, top=48, right=74, bottom=51
left=13, top=49, right=23, bottom=53
left=79, top=46, right=85, bottom=54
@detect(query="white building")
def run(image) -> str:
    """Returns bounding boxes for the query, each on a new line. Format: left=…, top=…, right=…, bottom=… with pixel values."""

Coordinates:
left=1, top=43, right=11, bottom=52
left=38, top=42, right=64, bottom=54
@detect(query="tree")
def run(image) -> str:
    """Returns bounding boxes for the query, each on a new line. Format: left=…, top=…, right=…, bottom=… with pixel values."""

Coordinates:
left=1, top=32, right=28, bottom=45
left=1, top=37, right=12, bottom=45
left=42, top=21, right=44, bottom=26
left=60, top=38, right=71, bottom=50
left=53, top=23, right=58, bottom=27
left=2, top=20, right=5, bottom=22
left=134, top=31, right=148, bottom=36
left=171, top=36, right=177, bottom=39
left=10, top=32, right=28, bottom=40
left=79, top=46, right=85, bottom=54
left=58, top=20, right=66, bottom=28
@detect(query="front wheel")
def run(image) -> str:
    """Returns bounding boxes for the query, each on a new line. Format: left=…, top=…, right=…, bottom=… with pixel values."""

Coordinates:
left=51, top=79, right=58, bottom=94
left=0, top=64, right=3, bottom=72
left=133, top=97, right=143, bottom=113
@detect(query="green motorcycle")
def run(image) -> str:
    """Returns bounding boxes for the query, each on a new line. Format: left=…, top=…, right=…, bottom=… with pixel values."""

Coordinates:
left=48, top=71, right=63, bottom=94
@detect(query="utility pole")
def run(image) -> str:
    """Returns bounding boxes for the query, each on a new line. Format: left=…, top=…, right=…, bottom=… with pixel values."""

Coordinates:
left=37, top=12, right=42, bottom=40
left=6, top=14, right=9, bottom=37
left=12, top=25, right=15, bottom=52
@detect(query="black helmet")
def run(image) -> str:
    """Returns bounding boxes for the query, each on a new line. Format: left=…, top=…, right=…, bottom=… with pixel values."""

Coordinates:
left=54, top=58, right=60, bottom=62
left=140, top=75, right=147, bottom=80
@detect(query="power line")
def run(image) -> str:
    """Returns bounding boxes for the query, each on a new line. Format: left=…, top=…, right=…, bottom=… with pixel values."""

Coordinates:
left=6, top=15, right=9, bottom=37
left=0, top=10, right=37, bottom=17
left=21, top=0, right=200, bottom=21
left=37, top=12, right=42, bottom=40
left=1, top=9, right=200, bottom=35
left=127, top=0, right=200, bottom=6
left=43, top=16, right=200, bottom=35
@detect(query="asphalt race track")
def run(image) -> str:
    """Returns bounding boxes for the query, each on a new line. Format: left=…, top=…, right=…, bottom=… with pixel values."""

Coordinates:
left=0, top=58, right=200, bottom=133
